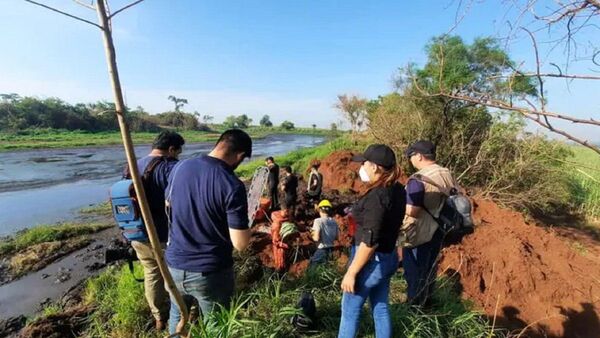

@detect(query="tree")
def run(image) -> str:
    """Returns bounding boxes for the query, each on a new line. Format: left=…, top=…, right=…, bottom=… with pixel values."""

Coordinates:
left=222, top=114, right=252, bottom=129
left=439, top=1, right=600, bottom=154
left=281, top=120, right=295, bottom=130
left=235, top=114, right=252, bottom=128
left=167, top=95, right=188, bottom=112
left=21, top=0, right=189, bottom=327
left=312, top=124, right=316, bottom=130
left=259, top=114, right=273, bottom=127
left=202, top=114, right=214, bottom=124
left=334, top=94, right=367, bottom=135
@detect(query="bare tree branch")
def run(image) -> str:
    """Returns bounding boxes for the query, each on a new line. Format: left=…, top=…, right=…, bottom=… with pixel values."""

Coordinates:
left=435, top=91, right=600, bottom=154
left=72, top=0, right=95, bottom=10
left=24, top=0, right=103, bottom=29
left=487, top=72, right=600, bottom=80
left=109, top=0, right=146, bottom=19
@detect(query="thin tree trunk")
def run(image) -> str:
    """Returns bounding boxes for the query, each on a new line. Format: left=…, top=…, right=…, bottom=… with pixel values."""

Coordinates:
left=95, top=0, right=189, bottom=333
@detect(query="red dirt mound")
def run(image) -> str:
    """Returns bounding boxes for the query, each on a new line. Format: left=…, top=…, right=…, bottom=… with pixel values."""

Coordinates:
left=440, top=198, right=600, bottom=337
left=319, top=151, right=365, bottom=194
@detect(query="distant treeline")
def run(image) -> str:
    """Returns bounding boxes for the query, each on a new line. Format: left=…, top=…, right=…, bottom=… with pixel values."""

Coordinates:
left=0, top=94, right=212, bottom=132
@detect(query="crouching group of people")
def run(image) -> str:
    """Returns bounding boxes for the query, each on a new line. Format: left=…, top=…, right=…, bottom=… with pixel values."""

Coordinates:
left=124, top=129, right=457, bottom=338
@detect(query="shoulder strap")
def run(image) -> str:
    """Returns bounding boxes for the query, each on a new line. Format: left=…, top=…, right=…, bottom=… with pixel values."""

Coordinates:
left=142, top=156, right=167, bottom=180
left=165, top=159, right=186, bottom=205
left=128, top=259, right=144, bottom=282
left=123, top=156, right=167, bottom=180
left=407, top=173, right=447, bottom=221
left=410, top=173, right=452, bottom=197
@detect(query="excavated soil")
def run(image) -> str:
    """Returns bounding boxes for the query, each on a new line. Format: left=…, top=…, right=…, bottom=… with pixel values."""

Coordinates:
left=439, top=198, right=600, bottom=337
left=318, top=150, right=600, bottom=338
left=318, top=151, right=365, bottom=194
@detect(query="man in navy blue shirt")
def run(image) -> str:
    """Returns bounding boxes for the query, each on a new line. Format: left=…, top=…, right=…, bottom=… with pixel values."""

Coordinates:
left=165, top=129, right=252, bottom=335
left=124, top=131, right=184, bottom=331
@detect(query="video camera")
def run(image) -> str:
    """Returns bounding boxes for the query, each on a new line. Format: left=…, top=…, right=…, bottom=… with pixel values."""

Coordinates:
left=104, top=245, right=138, bottom=265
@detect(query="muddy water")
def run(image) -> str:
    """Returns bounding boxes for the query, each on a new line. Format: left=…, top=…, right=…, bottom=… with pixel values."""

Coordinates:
left=0, top=134, right=324, bottom=235
left=0, top=227, right=119, bottom=319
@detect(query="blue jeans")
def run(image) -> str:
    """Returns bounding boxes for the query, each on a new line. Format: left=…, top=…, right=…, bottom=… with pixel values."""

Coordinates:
left=309, top=247, right=333, bottom=266
left=402, top=228, right=443, bottom=306
left=167, top=266, right=235, bottom=335
left=338, top=246, right=399, bottom=338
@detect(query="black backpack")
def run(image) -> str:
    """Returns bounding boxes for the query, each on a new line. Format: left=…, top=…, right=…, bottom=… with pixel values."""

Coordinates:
left=290, top=291, right=317, bottom=331
left=411, top=174, right=474, bottom=234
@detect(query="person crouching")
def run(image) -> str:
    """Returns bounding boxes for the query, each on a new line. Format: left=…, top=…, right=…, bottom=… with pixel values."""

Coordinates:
left=309, top=199, right=339, bottom=267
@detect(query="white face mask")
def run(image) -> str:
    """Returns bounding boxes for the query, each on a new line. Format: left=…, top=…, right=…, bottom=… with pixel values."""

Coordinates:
left=359, top=166, right=371, bottom=182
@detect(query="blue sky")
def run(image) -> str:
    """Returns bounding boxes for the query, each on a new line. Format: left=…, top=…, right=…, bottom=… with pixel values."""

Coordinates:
left=1, top=1, right=598, bottom=140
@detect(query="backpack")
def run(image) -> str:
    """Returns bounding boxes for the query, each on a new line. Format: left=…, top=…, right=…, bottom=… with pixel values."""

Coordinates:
left=412, top=174, right=474, bottom=234
left=290, top=291, right=317, bottom=331
left=110, top=157, right=166, bottom=242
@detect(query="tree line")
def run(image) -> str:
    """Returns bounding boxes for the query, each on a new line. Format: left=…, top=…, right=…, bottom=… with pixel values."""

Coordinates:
left=0, top=94, right=299, bottom=132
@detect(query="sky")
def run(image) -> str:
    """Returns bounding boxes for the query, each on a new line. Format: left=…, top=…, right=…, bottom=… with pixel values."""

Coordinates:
left=0, top=0, right=598, bottom=141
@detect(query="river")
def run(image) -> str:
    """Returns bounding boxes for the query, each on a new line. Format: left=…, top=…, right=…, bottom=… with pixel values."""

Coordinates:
left=0, top=134, right=325, bottom=235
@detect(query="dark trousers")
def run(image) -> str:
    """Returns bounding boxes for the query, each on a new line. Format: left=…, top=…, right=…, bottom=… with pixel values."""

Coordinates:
left=269, top=185, right=279, bottom=211
left=402, top=228, right=444, bottom=306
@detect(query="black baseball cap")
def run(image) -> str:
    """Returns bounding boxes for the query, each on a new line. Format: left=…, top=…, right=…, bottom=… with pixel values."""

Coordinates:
left=351, top=144, right=396, bottom=169
left=405, top=140, right=436, bottom=158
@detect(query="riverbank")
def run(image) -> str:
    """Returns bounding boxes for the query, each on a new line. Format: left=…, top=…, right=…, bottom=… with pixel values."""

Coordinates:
left=0, top=127, right=335, bottom=151
left=0, top=203, right=113, bottom=285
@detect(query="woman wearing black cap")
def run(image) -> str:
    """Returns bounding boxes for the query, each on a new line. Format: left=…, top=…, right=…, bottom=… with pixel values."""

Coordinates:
left=338, top=144, right=406, bottom=338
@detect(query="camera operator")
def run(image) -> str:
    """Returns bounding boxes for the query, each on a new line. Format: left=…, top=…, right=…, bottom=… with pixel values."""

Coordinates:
left=123, top=131, right=185, bottom=331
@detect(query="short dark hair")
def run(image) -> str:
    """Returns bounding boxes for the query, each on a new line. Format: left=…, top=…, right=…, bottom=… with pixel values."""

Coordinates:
left=422, top=153, right=436, bottom=161
left=152, top=131, right=185, bottom=151
left=265, top=156, right=274, bottom=162
left=216, top=129, right=253, bottom=158
left=282, top=165, right=292, bottom=173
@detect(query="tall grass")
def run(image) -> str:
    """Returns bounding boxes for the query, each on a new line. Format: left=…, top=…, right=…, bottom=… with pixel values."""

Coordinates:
left=82, top=261, right=501, bottom=338
left=567, top=146, right=600, bottom=220
left=84, top=264, right=159, bottom=338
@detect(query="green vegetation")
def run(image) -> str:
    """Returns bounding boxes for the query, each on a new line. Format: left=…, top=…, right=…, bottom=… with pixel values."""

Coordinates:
left=84, top=264, right=155, bottom=338
left=80, top=261, right=500, bottom=338
left=363, top=35, right=578, bottom=215
left=79, top=201, right=113, bottom=218
left=0, top=94, right=334, bottom=151
left=223, top=114, right=253, bottom=129
left=0, top=126, right=331, bottom=151
left=0, top=222, right=112, bottom=257
left=236, top=136, right=360, bottom=178
left=567, top=146, right=600, bottom=220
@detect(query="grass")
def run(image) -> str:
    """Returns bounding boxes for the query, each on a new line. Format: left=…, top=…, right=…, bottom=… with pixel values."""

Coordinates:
left=80, top=261, right=502, bottom=338
left=84, top=264, right=157, bottom=338
left=79, top=201, right=113, bottom=218
left=566, top=146, right=600, bottom=220
left=0, top=222, right=112, bottom=257
left=0, top=126, right=334, bottom=151
left=236, top=136, right=361, bottom=179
